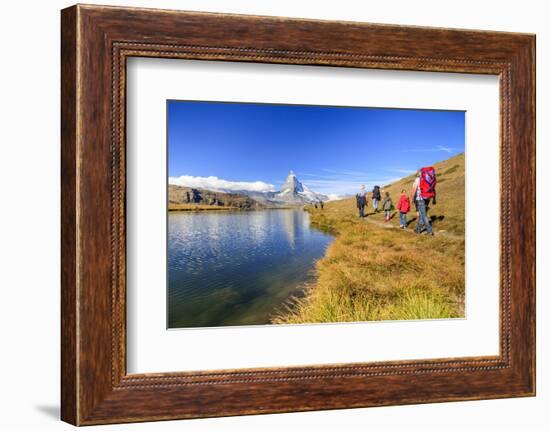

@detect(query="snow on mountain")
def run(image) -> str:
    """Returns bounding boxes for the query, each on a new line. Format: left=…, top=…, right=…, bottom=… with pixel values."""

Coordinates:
left=170, top=171, right=332, bottom=206
left=213, top=171, right=329, bottom=205
left=273, top=171, right=328, bottom=205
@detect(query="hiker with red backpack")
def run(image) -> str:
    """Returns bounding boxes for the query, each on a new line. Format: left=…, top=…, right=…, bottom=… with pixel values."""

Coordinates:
left=396, top=189, right=411, bottom=229
left=411, top=166, right=437, bottom=236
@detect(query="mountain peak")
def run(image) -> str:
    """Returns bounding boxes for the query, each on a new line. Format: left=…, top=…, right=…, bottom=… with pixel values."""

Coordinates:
left=275, top=171, right=327, bottom=204
left=281, top=170, right=304, bottom=194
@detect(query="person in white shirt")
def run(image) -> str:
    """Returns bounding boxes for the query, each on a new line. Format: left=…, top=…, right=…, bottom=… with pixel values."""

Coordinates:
left=355, top=185, right=368, bottom=218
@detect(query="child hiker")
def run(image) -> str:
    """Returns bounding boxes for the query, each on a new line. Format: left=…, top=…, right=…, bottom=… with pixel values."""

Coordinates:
left=396, top=189, right=411, bottom=229
left=382, top=191, right=393, bottom=222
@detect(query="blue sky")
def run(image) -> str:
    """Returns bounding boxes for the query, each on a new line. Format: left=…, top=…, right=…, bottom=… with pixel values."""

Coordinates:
left=168, top=100, right=465, bottom=196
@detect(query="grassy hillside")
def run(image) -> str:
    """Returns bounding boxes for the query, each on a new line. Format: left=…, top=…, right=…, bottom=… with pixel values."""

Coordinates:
left=273, top=153, right=465, bottom=324
left=310, top=152, right=465, bottom=235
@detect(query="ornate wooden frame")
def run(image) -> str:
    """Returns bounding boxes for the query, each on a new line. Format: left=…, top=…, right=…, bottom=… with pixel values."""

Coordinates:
left=61, top=4, right=535, bottom=425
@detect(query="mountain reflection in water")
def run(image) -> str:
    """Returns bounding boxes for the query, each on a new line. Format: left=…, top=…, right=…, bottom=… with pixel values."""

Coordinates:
left=168, top=209, right=334, bottom=328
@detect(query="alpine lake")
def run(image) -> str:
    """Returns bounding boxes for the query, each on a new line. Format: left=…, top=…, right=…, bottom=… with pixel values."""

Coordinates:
left=168, top=208, right=334, bottom=328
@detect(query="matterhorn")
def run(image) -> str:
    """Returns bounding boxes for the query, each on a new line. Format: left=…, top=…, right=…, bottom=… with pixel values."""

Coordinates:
left=274, top=171, right=328, bottom=205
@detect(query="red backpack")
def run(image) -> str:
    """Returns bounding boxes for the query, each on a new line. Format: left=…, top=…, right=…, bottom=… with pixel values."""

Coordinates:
left=419, top=167, right=437, bottom=199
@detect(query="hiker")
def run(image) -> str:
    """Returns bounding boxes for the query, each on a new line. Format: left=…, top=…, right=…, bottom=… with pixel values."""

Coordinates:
left=320, top=200, right=324, bottom=210
left=382, top=191, right=393, bottom=222
left=356, top=185, right=368, bottom=218
left=396, top=189, right=411, bottom=229
left=410, top=167, right=437, bottom=235
left=314, top=203, right=318, bottom=209
left=372, top=185, right=381, bottom=212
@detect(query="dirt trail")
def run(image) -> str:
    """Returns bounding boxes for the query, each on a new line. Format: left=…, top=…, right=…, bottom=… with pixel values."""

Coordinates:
left=362, top=213, right=462, bottom=241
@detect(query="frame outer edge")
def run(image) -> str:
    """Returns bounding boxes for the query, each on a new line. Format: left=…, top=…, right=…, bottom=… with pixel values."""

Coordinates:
left=505, top=34, right=536, bottom=396
left=526, top=35, right=536, bottom=396
left=61, top=4, right=79, bottom=426
left=522, top=34, right=536, bottom=395
left=531, top=34, right=536, bottom=396
left=60, top=4, right=536, bottom=424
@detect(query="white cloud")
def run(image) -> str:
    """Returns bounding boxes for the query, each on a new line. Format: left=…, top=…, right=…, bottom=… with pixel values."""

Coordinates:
left=297, top=175, right=403, bottom=196
left=436, top=145, right=454, bottom=153
left=326, top=193, right=344, bottom=201
left=389, top=168, right=417, bottom=175
left=169, top=175, right=276, bottom=193
left=403, top=146, right=462, bottom=154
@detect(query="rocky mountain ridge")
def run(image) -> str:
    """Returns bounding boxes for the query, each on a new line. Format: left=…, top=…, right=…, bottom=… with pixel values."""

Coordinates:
left=168, top=185, right=264, bottom=210
left=169, top=171, right=329, bottom=210
left=273, top=171, right=328, bottom=205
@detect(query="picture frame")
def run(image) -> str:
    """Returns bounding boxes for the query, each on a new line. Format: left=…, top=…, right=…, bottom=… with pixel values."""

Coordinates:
left=61, top=4, right=535, bottom=425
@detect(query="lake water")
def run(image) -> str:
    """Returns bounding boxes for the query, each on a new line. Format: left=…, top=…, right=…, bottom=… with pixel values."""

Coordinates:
left=168, top=209, right=334, bottom=328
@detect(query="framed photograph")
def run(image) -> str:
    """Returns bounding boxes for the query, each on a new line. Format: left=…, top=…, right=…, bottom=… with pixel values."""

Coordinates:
left=61, top=4, right=535, bottom=425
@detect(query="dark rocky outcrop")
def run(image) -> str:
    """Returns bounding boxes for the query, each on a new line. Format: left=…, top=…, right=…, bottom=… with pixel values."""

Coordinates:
left=168, top=185, right=264, bottom=210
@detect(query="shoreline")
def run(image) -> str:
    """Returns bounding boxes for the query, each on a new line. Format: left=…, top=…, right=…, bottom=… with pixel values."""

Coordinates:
left=168, top=205, right=305, bottom=212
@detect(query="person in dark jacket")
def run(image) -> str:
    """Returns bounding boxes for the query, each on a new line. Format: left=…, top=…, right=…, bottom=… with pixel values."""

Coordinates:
left=372, top=185, right=381, bottom=212
left=382, top=191, right=393, bottom=222
left=356, top=185, right=368, bottom=218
